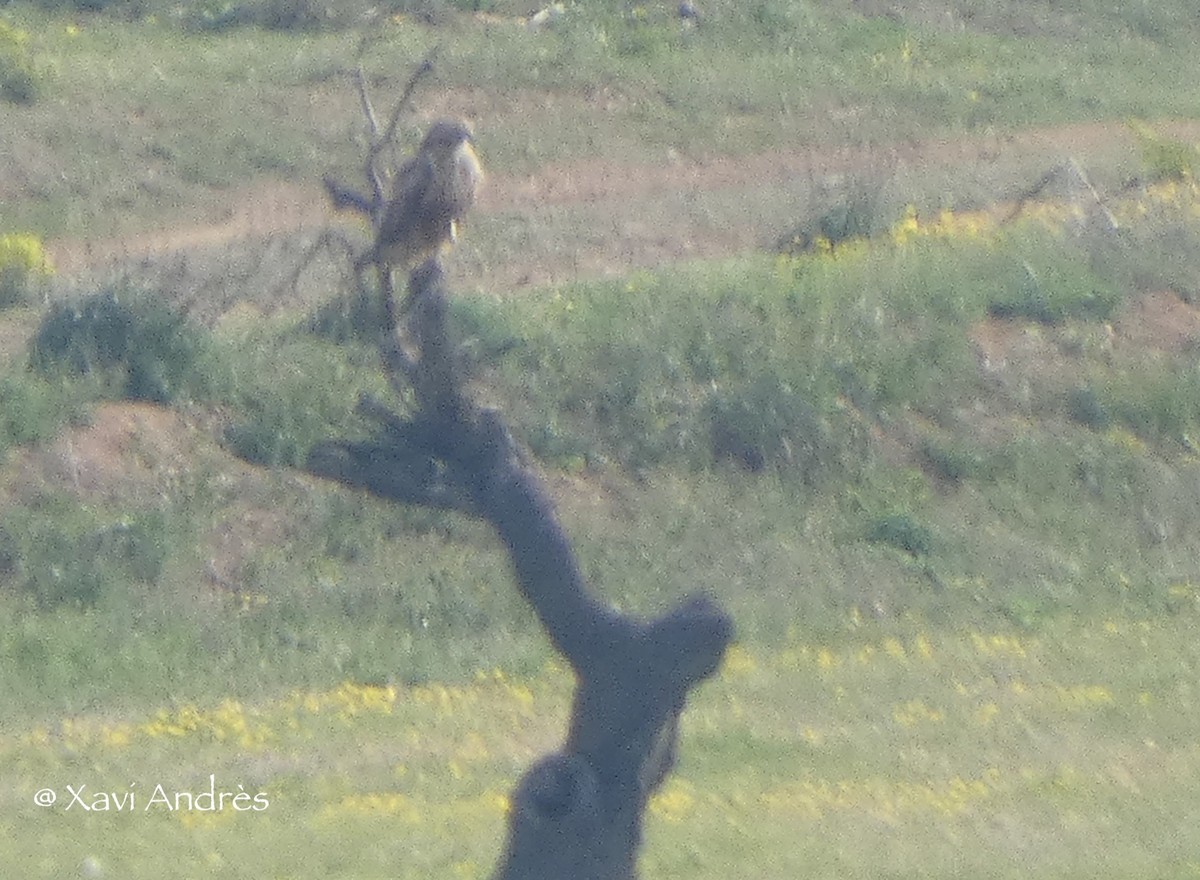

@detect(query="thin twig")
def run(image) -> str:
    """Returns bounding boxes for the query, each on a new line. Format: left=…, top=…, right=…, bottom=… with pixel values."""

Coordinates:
left=362, top=47, right=440, bottom=209
left=355, top=65, right=381, bottom=142
left=352, top=30, right=387, bottom=140
left=275, top=228, right=360, bottom=299
left=1001, top=162, right=1064, bottom=225
left=1065, top=157, right=1118, bottom=232
left=379, top=47, right=441, bottom=151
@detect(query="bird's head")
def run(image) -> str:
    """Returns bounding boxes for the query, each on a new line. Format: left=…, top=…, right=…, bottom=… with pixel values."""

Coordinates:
left=420, top=119, right=475, bottom=156
left=419, top=118, right=483, bottom=208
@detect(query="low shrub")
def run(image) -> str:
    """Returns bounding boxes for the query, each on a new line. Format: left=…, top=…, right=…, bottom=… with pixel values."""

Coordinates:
left=29, top=288, right=218, bottom=404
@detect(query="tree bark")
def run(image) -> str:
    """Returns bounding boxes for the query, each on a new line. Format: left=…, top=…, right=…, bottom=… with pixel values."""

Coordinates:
left=306, top=260, right=732, bottom=880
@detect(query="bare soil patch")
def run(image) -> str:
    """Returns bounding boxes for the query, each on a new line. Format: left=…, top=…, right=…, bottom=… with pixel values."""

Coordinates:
left=44, top=118, right=1200, bottom=302
left=0, top=397, right=331, bottom=593
left=1114, top=289, right=1200, bottom=354
left=0, top=402, right=228, bottom=508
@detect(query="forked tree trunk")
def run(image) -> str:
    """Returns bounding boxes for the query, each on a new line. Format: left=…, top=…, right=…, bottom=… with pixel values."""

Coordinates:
left=307, top=261, right=733, bottom=879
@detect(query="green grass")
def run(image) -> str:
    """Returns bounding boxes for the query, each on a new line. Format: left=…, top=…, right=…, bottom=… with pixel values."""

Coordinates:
left=2, top=184, right=1199, bottom=722
left=466, top=215, right=1122, bottom=473
left=29, top=288, right=225, bottom=403
left=5, top=251, right=1200, bottom=874
left=4, top=0, right=1200, bottom=876
left=2, top=0, right=1200, bottom=236
left=0, top=370, right=85, bottom=455
left=5, top=612, right=1200, bottom=878
left=3, top=181, right=1200, bottom=708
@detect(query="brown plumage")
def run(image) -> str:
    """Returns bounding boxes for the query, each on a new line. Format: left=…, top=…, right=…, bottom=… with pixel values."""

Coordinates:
left=359, top=118, right=483, bottom=271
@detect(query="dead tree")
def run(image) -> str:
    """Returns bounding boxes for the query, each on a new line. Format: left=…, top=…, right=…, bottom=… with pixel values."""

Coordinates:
left=307, top=258, right=732, bottom=879
left=304, top=56, right=732, bottom=876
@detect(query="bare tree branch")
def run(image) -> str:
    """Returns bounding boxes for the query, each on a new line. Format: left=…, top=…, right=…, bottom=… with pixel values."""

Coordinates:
left=378, top=48, right=440, bottom=153
left=355, top=64, right=381, bottom=142
left=322, top=174, right=374, bottom=217
left=362, top=48, right=440, bottom=214
left=1001, top=157, right=1118, bottom=231
left=304, top=261, right=733, bottom=880
left=298, top=57, right=731, bottom=880
left=321, top=51, right=442, bottom=227
left=351, top=29, right=389, bottom=136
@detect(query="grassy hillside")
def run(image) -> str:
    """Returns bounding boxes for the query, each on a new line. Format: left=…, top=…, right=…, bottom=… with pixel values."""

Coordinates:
left=3, top=179, right=1200, bottom=874
left=3, top=0, right=1200, bottom=237
left=4, top=0, right=1200, bottom=877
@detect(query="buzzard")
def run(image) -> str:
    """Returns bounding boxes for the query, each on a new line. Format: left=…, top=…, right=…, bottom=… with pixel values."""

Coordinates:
left=355, top=118, right=483, bottom=270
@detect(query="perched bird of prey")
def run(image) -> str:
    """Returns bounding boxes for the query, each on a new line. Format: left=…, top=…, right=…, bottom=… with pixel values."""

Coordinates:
left=357, top=118, right=483, bottom=272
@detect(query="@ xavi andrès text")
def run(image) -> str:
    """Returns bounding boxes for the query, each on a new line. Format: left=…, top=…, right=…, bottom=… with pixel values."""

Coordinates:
left=32, top=776, right=269, bottom=813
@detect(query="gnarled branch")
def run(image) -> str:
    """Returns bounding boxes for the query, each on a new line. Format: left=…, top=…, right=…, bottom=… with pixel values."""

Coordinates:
left=305, top=261, right=732, bottom=880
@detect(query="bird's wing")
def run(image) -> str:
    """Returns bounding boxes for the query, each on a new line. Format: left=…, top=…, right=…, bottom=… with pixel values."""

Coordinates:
left=376, top=153, right=437, bottom=248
